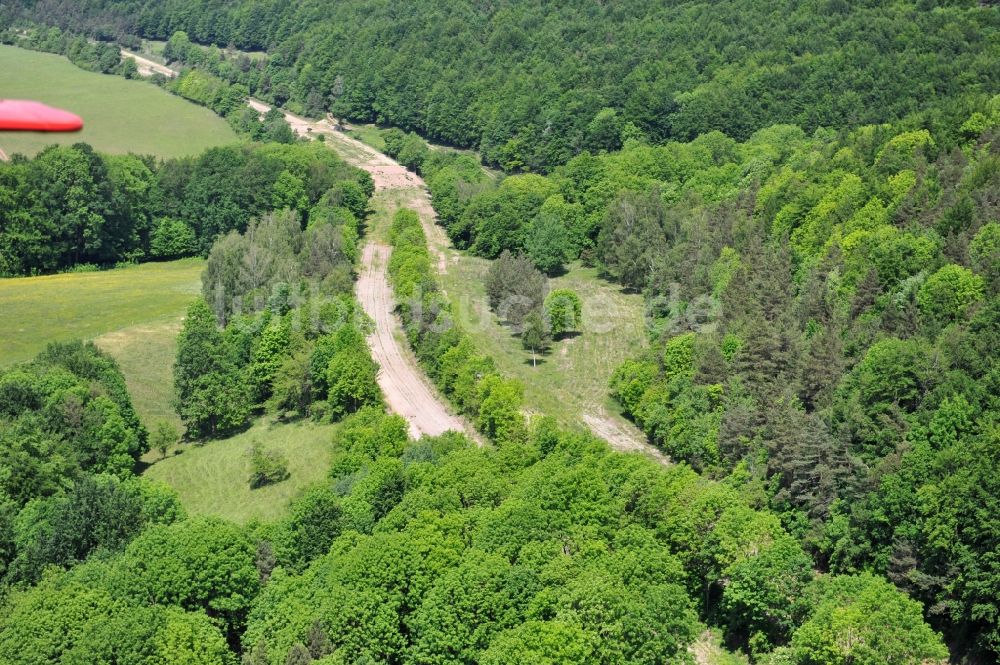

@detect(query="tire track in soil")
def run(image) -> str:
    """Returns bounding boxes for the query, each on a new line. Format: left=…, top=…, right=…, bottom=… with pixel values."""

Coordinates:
left=122, top=49, right=659, bottom=455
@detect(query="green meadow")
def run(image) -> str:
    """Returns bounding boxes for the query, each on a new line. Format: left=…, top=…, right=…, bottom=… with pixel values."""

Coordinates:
left=439, top=255, right=649, bottom=426
left=0, top=45, right=236, bottom=158
left=0, top=259, right=204, bottom=427
left=143, top=419, right=335, bottom=524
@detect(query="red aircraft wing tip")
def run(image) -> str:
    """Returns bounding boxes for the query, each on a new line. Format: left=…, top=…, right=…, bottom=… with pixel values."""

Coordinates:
left=0, top=99, right=84, bottom=132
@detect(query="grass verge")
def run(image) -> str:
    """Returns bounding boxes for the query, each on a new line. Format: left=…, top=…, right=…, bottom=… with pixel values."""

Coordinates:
left=439, top=255, right=649, bottom=426
left=143, top=419, right=335, bottom=524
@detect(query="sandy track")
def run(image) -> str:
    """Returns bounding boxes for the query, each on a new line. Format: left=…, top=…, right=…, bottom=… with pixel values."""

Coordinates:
left=122, top=55, right=659, bottom=455
left=356, top=242, right=469, bottom=439
left=117, top=55, right=469, bottom=439
left=255, top=99, right=661, bottom=457
left=121, top=50, right=175, bottom=78
left=583, top=412, right=668, bottom=465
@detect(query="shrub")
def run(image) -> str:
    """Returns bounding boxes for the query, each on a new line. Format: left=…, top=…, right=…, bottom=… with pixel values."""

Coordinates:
left=248, top=443, right=290, bottom=488
left=544, top=289, right=582, bottom=337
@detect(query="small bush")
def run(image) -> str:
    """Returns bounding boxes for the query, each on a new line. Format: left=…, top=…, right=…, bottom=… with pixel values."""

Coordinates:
left=248, top=443, right=290, bottom=488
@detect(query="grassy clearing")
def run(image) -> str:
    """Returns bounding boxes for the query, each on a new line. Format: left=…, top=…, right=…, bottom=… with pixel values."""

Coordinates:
left=345, top=124, right=387, bottom=152
left=0, top=258, right=203, bottom=426
left=143, top=419, right=335, bottom=524
left=439, top=253, right=648, bottom=426
left=0, top=45, right=237, bottom=158
left=138, top=39, right=267, bottom=64
left=95, top=319, right=185, bottom=431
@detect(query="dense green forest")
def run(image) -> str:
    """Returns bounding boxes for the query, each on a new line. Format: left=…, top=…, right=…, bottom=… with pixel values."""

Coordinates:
left=0, top=339, right=950, bottom=664
left=6, top=0, right=1000, bottom=171
left=2, top=0, right=999, bottom=662
left=374, top=90, right=1000, bottom=658
left=0, top=141, right=370, bottom=275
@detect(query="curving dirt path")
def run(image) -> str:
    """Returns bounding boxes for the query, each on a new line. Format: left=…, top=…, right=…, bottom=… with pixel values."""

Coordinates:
left=122, top=49, right=660, bottom=455
left=245, top=98, right=660, bottom=457
left=121, top=50, right=176, bottom=78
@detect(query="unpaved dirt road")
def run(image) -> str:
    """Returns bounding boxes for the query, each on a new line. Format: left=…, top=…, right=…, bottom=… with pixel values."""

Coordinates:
left=242, top=99, right=474, bottom=439
left=583, top=412, right=668, bottom=464
left=122, top=50, right=660, bottom=455
left=356, top=242, right=469, bottom=439
left=121, top=50, right=176, bottom=78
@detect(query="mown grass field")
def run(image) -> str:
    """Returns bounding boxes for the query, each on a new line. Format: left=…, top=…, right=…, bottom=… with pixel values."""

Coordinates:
left=0, top=45, right=236, bottom=158
left=439, top=253, right=649, bottom=427
left=143, top=419, right=335, bottom=524
left=0, top=259, right=204, bottom=427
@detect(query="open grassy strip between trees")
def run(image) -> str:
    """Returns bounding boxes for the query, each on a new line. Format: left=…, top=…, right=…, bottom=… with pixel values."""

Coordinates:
left=439, top=255, right=648, bottom=427
left=0, top=45, right=235, bottom=158
left=0, top=0, right=998, bottom=659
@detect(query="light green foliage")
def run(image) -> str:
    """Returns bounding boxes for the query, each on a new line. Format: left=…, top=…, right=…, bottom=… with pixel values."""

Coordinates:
left=521, top=311, right=551, bottom=366
left=248, top=443, right=290, bottom=489
left=466, top=175, right=559, bottom=258
left=663, top=332, right=697, bottom=383
left=480, top=620, right=596, bottom=664
left=524, top=212, right=573, bottom=275
left=173, top=299, right=250, bottom=439
left=722, top=535, right=814, bottom=650
left=398, top=133, right=430, bottom=172
left=326, top=334, right=381, bottom=417
left=544, top=289, right=582, bottom=337
left=173, top=68, right=226, bottom=107
left=155, top=607, right=234, bottom=665
left=477, top=375, right=528, bottom=446
left=408, top=549, right=536, bottom=663
left=609, top=359, right=659, bottom=417
left=272, top=170, right=308, bottom=212
left=119, top=516, right=258, bottom=633
left=917, top=264, right=985, bottom=324
left=0, top=567, right=232, bottom=665
left=790, top=574, right=948, bottom=665
left=151, top=218, right=199, bottom=259
left=710, top=247, right=741, bottom=296
left=970, top=222, right=1000, bottom=291
left=874, top=129, right=936, bottom=174
left=247, top=317, right=293, bottom=405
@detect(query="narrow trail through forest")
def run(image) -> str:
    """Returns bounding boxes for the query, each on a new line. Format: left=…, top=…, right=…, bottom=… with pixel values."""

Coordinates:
left=120, top=51, right=661, bottom=457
